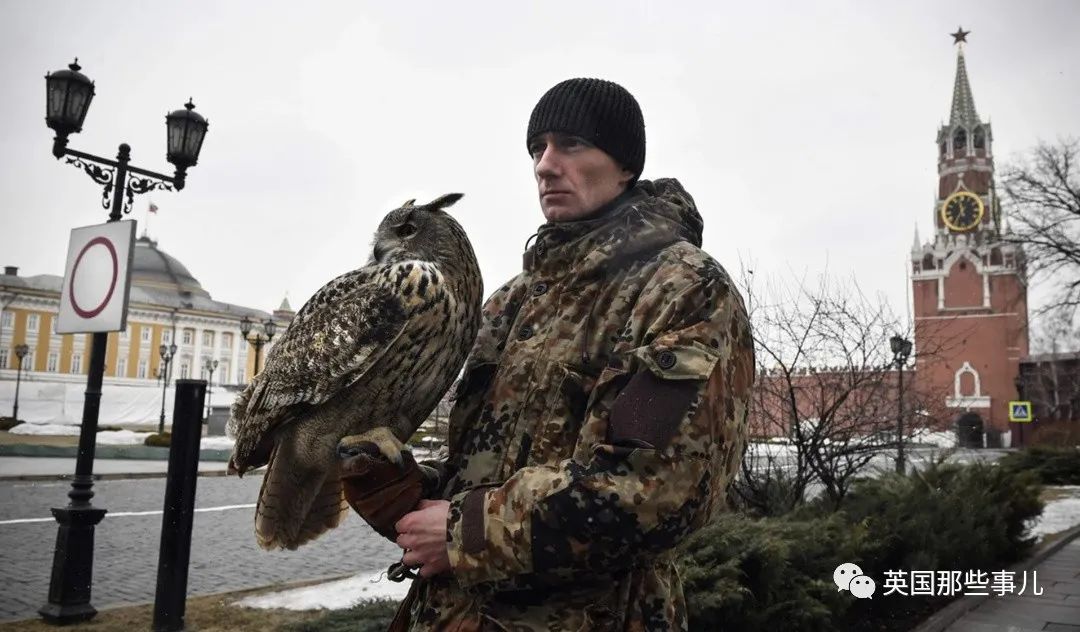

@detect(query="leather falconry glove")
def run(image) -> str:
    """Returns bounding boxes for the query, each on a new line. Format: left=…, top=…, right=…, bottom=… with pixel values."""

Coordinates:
left=338, top=442, right=438, bottom=542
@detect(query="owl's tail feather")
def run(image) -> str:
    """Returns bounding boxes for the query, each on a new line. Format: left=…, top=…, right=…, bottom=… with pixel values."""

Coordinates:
left=255, top=443, right=346, bottom=550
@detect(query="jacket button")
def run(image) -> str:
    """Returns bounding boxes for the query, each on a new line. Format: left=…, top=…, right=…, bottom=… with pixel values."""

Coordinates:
left=532, top=282, right=548, bottom=296
left=518, top=325, right=534, bottom=341
left=657, top=350, right=677, bottom=370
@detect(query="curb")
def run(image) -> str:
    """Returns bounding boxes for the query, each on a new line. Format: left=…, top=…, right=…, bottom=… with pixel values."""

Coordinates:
left=0, top=469, right=249, bottom=482
left=0, top=443, right=232, bottom=461
left=910, top=522, right=1080, bottom=632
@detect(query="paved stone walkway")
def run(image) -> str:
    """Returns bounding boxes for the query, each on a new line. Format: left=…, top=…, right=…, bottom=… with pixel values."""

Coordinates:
left=0, top=476, right=400, bottom=622
left=945, top=537, right=1080, bottom=631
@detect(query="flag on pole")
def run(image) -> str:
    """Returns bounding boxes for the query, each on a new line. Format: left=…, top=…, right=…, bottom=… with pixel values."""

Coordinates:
left=149, top=201, right=159, bottom=214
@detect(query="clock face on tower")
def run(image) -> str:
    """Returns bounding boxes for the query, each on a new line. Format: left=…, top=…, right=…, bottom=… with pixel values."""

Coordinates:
left=941, top=191, right=984, bottom=232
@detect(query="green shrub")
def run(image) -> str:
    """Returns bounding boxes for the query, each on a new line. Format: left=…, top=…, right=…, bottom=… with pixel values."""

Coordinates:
left=679, top=460, right=1044, bottom=632
left=144, top=432, right=172, bottom=447
left=999, top=445, right=1080, bottom=485
left=679, top=513, right=856, bottom=631
left=281, top=598, right=399, bottom=632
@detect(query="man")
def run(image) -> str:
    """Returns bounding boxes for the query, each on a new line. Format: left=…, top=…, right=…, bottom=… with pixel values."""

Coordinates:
left=348, top=77, right=754, bottom=630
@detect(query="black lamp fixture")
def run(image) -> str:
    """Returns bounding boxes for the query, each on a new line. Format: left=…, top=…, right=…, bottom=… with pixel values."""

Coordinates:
left=40, top=56, right=208, bottom=625
left=12, top=344, right=30, bottom=421
left=889, top=334, right=913, bottom=475
left=239, top=316, right=277, bottom=381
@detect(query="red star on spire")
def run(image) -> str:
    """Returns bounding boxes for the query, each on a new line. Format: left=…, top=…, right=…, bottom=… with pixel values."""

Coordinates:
left=951, top=27, right=970, bottom=45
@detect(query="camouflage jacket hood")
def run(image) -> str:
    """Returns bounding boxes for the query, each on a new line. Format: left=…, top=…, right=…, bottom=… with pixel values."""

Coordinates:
left=522, top=178, right=704, bottom=280
left=401, top=177, right=755, bottom=632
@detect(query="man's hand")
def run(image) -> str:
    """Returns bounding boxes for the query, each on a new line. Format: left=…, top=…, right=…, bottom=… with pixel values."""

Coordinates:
left=395, top=499, right=452, bottom=579
left=339, top=447, right=431, bottom=542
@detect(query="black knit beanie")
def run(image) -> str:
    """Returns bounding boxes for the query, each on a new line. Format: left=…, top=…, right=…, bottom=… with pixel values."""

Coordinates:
left=526, top=78, right=646, bottom=179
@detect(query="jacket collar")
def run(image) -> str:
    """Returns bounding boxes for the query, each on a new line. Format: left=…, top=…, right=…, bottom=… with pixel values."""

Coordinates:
left=522, top=178, right=703, bottom=279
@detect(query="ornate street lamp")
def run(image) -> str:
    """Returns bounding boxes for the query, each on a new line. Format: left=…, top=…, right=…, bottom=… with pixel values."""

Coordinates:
left=890, top=334, right=913, bottom=474
left=40, top=58, right=208, bottom=625
left=12, top=344, right=30, bottom=421
left=203, top=357, right=218, bottom=419
left=158, top=344, right=178, bottom=435
left=239, top=316, right=276, bottom=381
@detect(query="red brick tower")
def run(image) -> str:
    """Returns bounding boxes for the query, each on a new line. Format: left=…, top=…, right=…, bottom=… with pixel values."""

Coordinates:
left=910, top=29, right=1029, bottom=446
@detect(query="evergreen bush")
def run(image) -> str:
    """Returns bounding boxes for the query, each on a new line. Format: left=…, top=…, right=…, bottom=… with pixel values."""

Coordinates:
left=679, top=460, right=1043, bottom=631
left=999, top=445, right=1080, bottom=485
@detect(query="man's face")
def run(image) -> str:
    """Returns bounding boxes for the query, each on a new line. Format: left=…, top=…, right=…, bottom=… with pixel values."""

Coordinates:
left=529, top=132, right=634, bottom=222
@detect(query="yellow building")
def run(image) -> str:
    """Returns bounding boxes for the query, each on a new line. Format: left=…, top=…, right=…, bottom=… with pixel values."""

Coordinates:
left=1, top=235, right=293, bottom=388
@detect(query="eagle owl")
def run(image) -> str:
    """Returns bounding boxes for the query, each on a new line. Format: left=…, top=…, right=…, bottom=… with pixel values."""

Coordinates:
left=227, top=193, right=482, bottom=550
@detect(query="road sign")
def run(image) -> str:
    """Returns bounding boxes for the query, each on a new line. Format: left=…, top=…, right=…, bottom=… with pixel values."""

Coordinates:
left=57, top=220, right=136, bottom=334
left=1008, top=400, right=1033, bottom=423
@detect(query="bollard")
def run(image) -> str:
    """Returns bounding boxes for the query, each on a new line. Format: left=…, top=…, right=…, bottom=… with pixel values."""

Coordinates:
left=152, top=379, right=206, bottom=632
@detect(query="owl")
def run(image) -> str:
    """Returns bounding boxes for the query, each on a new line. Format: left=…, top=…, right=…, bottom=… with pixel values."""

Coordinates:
left=227, top=193, right=482, bottom=550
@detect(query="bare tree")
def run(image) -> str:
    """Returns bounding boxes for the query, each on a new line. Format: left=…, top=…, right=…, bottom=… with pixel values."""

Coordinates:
left=730, top=265, right=954, bottom=514
left=1001, top=139, right=1080, bottom=320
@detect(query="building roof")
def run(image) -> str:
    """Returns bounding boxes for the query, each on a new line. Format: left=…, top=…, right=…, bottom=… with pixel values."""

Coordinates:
left=131, top=236, right=209, bottom=299
left=949, top=48, right=981, bottom=129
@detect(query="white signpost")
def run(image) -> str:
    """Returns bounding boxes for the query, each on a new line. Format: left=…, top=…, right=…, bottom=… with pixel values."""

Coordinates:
left=57, top=220, right=136, bottom=334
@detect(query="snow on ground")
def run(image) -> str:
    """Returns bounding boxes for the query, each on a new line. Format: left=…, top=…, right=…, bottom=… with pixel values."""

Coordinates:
left=236, top=567, right=412, bottom=610
left=9, top=422, right=80, bottom=436
left=200, top=435, right=235, bottom=451
left=1029, top=485, right=1080, bottom=542
left=909, top=429, right=958, bottom=448
left=96, top=429, right=153, bottom=445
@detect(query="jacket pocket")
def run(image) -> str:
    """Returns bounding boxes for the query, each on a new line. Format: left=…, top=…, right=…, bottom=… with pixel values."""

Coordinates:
left=518, top=363, right=597, bottom=467
left=606, top=342, right=720, bottom=450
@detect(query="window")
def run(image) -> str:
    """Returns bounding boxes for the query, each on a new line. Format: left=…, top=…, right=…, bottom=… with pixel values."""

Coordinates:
left=22, top=351, right=33, bottom=370
left=0, top=349, right=7, bottom=369
left=117, top=357, right=127, bottom=377
left=47, top=352, right=58, bottom=372
left=71, top=354, right=82, bottom=374
left=120, top=327, right=129, bottom=341
left=141, top=326, right=151, bottom=342
left=237, top=368, right=245, bottom=385
left=953, top=128, right=967, bottom=155
left=137, top=359, right=148, bottom=379
left=218, top=361, right=229, bottom=384
left=183, top=329, right=194, bottom=345
left=203, top=331, right=214, bottom=347
left=162, top=329, right=172, bottom=344
left=1, top=312, right=12, bottom=329
left=27, top=314, right=39, bottom=333
left=180, top=362, right=190, bottom=379
left=221, top=332, right=233, bottom=350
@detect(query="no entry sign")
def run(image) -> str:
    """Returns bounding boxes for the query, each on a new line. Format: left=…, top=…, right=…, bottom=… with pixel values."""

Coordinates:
left=57, top=220, right=137, bottom=334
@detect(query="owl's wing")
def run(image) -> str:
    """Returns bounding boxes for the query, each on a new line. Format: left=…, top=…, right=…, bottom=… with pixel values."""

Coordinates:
left=239, top=268, right=409, bottom=422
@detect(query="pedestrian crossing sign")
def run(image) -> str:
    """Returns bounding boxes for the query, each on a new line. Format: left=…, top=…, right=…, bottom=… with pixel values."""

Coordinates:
left=1008, top=401, right=1032, bottom=423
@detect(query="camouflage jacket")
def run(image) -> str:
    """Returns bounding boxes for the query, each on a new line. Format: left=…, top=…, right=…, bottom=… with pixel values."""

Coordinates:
left=402, top=178, right=754, bottom=631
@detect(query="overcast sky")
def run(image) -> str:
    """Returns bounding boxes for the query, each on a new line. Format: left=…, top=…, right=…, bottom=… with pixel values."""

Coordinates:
left=2, top=1, right=1078, bottom=332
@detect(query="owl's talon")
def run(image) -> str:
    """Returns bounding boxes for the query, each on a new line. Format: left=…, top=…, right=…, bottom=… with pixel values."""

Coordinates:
left=338, top=428, right=405, bottom=470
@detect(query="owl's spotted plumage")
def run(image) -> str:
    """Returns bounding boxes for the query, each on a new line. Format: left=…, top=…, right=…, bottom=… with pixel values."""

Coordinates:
left=227, top=193, right=482, bottom=550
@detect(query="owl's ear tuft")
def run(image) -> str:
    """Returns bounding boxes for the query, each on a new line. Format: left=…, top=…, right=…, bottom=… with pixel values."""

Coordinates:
left=426, top=193, right=464, bottom=211
left=400, top=199, right=417, bottom=208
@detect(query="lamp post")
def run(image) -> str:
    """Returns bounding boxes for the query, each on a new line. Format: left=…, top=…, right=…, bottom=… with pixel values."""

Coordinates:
left=203, top=357, right=218, bottom=419
left=12, top=344, right=29, bottom=421
left=158, top=344, right=177, bottom=435
left=239, top=316, right=276, bottom=380
left=890, top=334, right=913, bottom=475
left=1014, top=373, right=1026, bottom=448
left=40, top=58, right=208, bottom=625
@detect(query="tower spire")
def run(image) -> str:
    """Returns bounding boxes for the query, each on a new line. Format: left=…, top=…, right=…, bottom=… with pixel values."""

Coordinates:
left=948, top=27, right=980, bottom=128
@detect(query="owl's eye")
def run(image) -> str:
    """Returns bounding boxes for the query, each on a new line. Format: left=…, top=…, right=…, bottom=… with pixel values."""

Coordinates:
left=397, top=224, right=417, bottom=238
